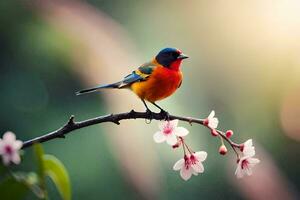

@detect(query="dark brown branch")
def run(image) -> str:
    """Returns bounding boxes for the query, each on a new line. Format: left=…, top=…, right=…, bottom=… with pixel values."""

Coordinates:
left=21, top=110, right=240, bottom=149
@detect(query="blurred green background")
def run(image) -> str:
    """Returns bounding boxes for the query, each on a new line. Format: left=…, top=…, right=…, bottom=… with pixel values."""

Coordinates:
left=1, top=0, right=300, bottom=199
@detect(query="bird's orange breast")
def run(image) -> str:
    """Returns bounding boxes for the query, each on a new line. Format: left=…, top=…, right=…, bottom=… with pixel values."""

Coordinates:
left=130, top=66, right=182, bottom=102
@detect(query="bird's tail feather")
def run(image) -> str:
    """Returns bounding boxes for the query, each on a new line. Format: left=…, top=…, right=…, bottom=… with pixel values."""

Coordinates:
left=76, top=81, right=122, bottom=95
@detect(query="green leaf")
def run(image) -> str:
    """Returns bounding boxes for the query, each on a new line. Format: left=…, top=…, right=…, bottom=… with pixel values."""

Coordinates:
left=33, top=143, right=46, bottom=179
left=33, top=143, right=71, bottom=200
left=33, top=143, right=48, bottom=200
left=0, top=176, right=29, bottom=200
left=43, top=155, right=71, bottom=200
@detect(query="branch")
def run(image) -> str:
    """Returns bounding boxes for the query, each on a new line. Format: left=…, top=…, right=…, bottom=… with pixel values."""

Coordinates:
left=21, top=110, right=240, bottom=149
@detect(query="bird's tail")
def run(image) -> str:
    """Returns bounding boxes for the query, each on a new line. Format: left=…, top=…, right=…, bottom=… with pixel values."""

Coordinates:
left=76, top=81, right=123, bottom=95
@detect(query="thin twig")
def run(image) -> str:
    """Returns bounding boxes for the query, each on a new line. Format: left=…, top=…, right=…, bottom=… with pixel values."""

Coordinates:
left=21, top=110, right=241, bottom=150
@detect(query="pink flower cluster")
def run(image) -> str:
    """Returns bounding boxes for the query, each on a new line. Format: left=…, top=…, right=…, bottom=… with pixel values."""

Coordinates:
left=153, top=111, right=260, bottom=180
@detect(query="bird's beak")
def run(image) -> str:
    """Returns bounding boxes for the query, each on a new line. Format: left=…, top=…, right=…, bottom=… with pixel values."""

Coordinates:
left=177, top=53, right=189, bottom=60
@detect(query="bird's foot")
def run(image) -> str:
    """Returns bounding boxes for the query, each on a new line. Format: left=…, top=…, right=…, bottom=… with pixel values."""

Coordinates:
left=160, top=109, right=170, bottom=121
left=145, top=109, right=154, bottom=124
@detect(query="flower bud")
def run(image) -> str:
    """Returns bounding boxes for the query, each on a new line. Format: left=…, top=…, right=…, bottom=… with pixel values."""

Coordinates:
left=211, top=129, right=218, bottom=136
left=226, top=130, right=233, bottom=138
left=219, top=145, right=227, bottom=155
left=203, top=118, right=209, bottom=126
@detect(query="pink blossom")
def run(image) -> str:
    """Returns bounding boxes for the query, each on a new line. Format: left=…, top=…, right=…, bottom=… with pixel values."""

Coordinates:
left=235, top=139, right=260, bottom=178
left=0, top=132, right=23, bottom=166
left=173, top=151, right=207, bottom=181
left=203, top=110, right=219, bottom=129
left=153, top=120, right=189, bottom=145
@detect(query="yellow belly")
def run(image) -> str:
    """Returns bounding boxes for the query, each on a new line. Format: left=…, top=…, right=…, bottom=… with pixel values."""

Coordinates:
left=130, top=67, right=182, bottom=102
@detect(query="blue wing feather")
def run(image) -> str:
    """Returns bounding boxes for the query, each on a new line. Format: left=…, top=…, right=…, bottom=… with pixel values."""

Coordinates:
left=122, top=72, right=144, bottom=84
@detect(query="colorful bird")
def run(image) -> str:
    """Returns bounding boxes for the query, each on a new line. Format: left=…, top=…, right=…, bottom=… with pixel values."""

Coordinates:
left=76, top=47, right=189, bottom=114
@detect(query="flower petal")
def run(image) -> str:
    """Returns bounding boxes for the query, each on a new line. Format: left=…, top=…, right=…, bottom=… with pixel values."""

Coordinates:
left=11, top=153, right=21, bottom=165
left=249, top=158, right=260, bottom=164
left=243, top=139, right=255, bottom=157
left=245, top=168, right=253, bottom=176
left=3, top=132, right=16, bottom=143
left=208, top=118, right=219, bottom=129
left=173, top=158, right=184, bottom=171
left=235, top=164, right=244, bottom=178
left=169, top=120, right=179, bottom=129
left=2, top=154, right=11, bottom=166
left=192, top=162, right=204, bottom=173
left=13, top=140, right=23, bottom=150
left=195, top=151, right=207, bottom=162
left=166, top=134, right=177, bottom=145
left=180, top=167, right=192, bottom=181
left=248, top=158, right=260, bottom=165
left=158, top=121, right=167, bottom=131
left=153, top=131, right=166, bottom=143
left=208, top=110, right=215, bottom=119
left=159, top=120, right=178, bottom=131
left=174, top=127, right=189, bottom=137
left=244, top=139, right=253, bottom=148
left=192, top=171, right=198, bottom=176
left=0, top=140, right=3, bottom=154
left=243, top=147, right=255, bottom=157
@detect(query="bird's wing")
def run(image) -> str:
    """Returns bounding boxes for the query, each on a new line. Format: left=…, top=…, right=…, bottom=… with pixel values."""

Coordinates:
left=138, top=63, right=156, bottom=74
left=119, top=64, right=156, bottom=87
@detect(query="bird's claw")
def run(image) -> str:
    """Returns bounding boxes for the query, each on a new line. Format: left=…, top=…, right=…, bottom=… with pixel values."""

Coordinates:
left=160, top=109, right=170, bottom=121
left=145, top=109, right=153, bottom=124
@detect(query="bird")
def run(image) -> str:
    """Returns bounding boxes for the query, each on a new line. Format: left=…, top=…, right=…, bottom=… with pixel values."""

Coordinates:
left=76, top=47, right=189, bottom=115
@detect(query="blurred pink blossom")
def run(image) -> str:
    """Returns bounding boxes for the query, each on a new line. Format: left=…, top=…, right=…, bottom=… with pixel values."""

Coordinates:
left=0, top=131, right=23, bottom=166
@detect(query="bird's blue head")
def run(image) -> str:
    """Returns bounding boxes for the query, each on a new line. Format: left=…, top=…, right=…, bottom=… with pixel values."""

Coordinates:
left=155, top=47, right=189, bottom=69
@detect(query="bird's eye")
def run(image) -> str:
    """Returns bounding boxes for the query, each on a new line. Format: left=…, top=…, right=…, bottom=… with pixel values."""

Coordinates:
left=171, top=52, right=179, bottom=58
